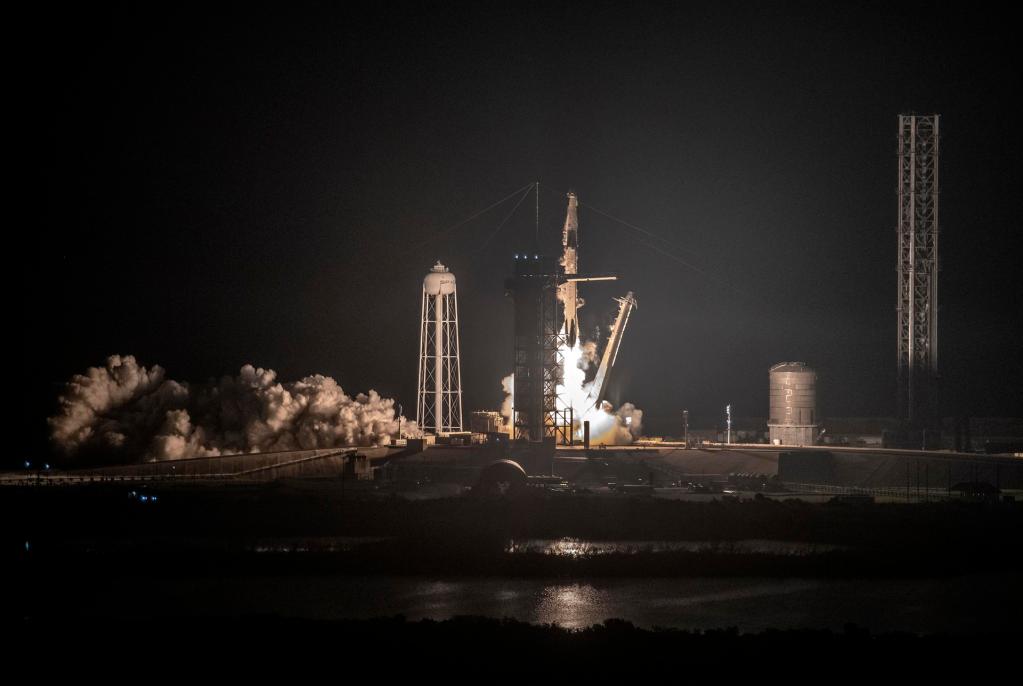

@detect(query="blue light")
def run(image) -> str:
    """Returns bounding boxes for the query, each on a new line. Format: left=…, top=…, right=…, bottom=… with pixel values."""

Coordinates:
left=151, top=496, right=158, bottom=502
left=140, top=495, right=149, bottom=502
left=25, top=541, right=30, bottom=552
left=44, top=463, right=50, bottom=470
left=24, top=461, right=30, bottom=469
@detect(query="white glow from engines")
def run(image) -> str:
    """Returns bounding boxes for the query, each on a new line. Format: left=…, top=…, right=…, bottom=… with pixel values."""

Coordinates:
left=555, top=328, right=635, bottom=445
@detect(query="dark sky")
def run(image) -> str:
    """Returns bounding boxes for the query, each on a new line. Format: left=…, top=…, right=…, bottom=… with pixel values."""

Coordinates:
left=25, top=1, right=1022, bottom=457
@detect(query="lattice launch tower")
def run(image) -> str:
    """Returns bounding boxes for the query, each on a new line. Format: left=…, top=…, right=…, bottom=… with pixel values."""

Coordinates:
left=896, top=114, right=940, bottom=431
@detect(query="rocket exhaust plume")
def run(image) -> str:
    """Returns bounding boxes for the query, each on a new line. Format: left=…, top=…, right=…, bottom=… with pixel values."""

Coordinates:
left=499, top=331, right=643, bottom=446
left=48, top=354, right=419, bottom=462
left=556, top=333, right=643, bottom=445
left=500, top=373, right=514, bottom=432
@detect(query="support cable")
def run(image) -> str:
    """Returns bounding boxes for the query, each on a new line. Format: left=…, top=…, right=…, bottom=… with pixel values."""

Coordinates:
left=552, top=189, right=754, bottom=300
left=408, top=181, right=535, bottom=251
left=473, top=183, right=536, bottom=258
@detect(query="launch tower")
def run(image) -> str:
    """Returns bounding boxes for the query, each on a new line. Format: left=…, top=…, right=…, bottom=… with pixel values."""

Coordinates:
left=508, top=254, right=564, bottom=442
left=896, top=114, right=940, bottom=439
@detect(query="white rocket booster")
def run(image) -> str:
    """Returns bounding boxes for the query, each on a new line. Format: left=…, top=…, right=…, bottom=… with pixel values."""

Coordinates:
left=558, top=192, right=584, bottom=347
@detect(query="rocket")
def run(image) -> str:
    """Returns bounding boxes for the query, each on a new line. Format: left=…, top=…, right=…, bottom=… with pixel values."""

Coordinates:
left=559, top=192, right=584, bottom=347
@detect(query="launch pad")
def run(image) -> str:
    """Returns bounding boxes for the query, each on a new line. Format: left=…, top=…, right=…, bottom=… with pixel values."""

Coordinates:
left=503, top=191, right=638, bottom=456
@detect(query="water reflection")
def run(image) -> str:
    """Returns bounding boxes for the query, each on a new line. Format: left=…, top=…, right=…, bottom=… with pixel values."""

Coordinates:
left=648, top=580, right=821, bottom=607
left=536, top=584, right=609, bottom=628
left=420, top=581, right=460, bottom=596
left=505, top=537, right=844, bottom=556
left=43, top=571, right=1018, bottom=634
left=250, top=536, right=389, bottom=553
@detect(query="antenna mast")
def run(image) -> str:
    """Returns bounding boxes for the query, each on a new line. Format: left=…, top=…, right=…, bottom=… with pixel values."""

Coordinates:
left=535, top=180, right=540, bottom=247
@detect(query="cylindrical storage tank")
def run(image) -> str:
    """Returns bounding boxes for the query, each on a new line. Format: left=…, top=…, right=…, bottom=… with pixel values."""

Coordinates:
left=423, top=261, right=456, bottom=294
left=767, top=362, right=818, bottom=446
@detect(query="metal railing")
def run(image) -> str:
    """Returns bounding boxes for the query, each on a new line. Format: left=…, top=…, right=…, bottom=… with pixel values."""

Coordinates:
left=779, top=481, right=956, bottom=501
left=2, top=447, right=360, bottom=486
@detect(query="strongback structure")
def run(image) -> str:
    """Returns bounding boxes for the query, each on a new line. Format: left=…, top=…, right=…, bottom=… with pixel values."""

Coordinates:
left=896, top=114, right=940, bottom=433
left=417, top=262, right=463, bottom=434
left=585, top=292, right=637, bottom=409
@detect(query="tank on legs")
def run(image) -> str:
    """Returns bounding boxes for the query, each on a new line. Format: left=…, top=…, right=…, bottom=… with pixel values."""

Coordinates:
left=416, top=261, right=463, bottom=435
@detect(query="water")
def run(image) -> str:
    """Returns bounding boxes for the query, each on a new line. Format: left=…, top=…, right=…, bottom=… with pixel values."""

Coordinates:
left=49, top=572, right=1020, bottom=634
left=504, top=538, right=846, bottom=556
left=236, top=536, right=841, bottom=556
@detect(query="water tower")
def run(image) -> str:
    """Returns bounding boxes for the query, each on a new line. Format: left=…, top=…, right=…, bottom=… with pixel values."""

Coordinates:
left=416, top=262, right=463, bottom=434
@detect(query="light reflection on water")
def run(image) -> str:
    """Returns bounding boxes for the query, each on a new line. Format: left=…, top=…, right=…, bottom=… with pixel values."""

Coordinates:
left=250, top=536, right=389, bottom=553
left=245, top=536, right=843, bottom=556
left=529, top=579, right=825, bottom=629
left=505, top=538, right=844, bottom=556
left=344, top=575, right=1013, bottom=633
left=419, top=581, right=461, bottom=596
left=536, top=584, right=608, bottom=628
left=50, top=572, right=1020, bottom=634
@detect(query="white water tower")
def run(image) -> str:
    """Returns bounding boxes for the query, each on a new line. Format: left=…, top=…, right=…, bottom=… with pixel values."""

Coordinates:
left=416, top=261, right=463, bottom=434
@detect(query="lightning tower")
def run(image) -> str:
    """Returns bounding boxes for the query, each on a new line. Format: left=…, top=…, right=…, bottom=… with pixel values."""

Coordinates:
left=896, top=114, right=940, bottom=436
left=417, top=261, right=463, bottom=434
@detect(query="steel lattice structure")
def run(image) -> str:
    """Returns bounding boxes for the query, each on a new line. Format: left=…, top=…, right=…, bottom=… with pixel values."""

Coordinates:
left=508, top=255, right=568, bottom=442
left=417, top=262, right=463, bottom=434
left=896, top=114, right=940, bottom=427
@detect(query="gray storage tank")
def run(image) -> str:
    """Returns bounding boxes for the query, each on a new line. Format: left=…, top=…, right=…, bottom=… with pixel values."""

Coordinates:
left=767, top=362, right=818, bottom=446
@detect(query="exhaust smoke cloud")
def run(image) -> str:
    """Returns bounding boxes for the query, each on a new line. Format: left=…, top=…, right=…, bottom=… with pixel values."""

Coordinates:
left=49, top=355, right=418, bottom=462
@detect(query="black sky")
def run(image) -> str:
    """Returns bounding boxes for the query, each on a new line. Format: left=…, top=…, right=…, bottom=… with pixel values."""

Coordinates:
left=26, top=1, right=1022, bottom=458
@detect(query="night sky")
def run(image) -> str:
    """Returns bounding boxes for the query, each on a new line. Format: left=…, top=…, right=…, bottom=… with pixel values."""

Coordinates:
left=26, top=2, right=1022, bottom=460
